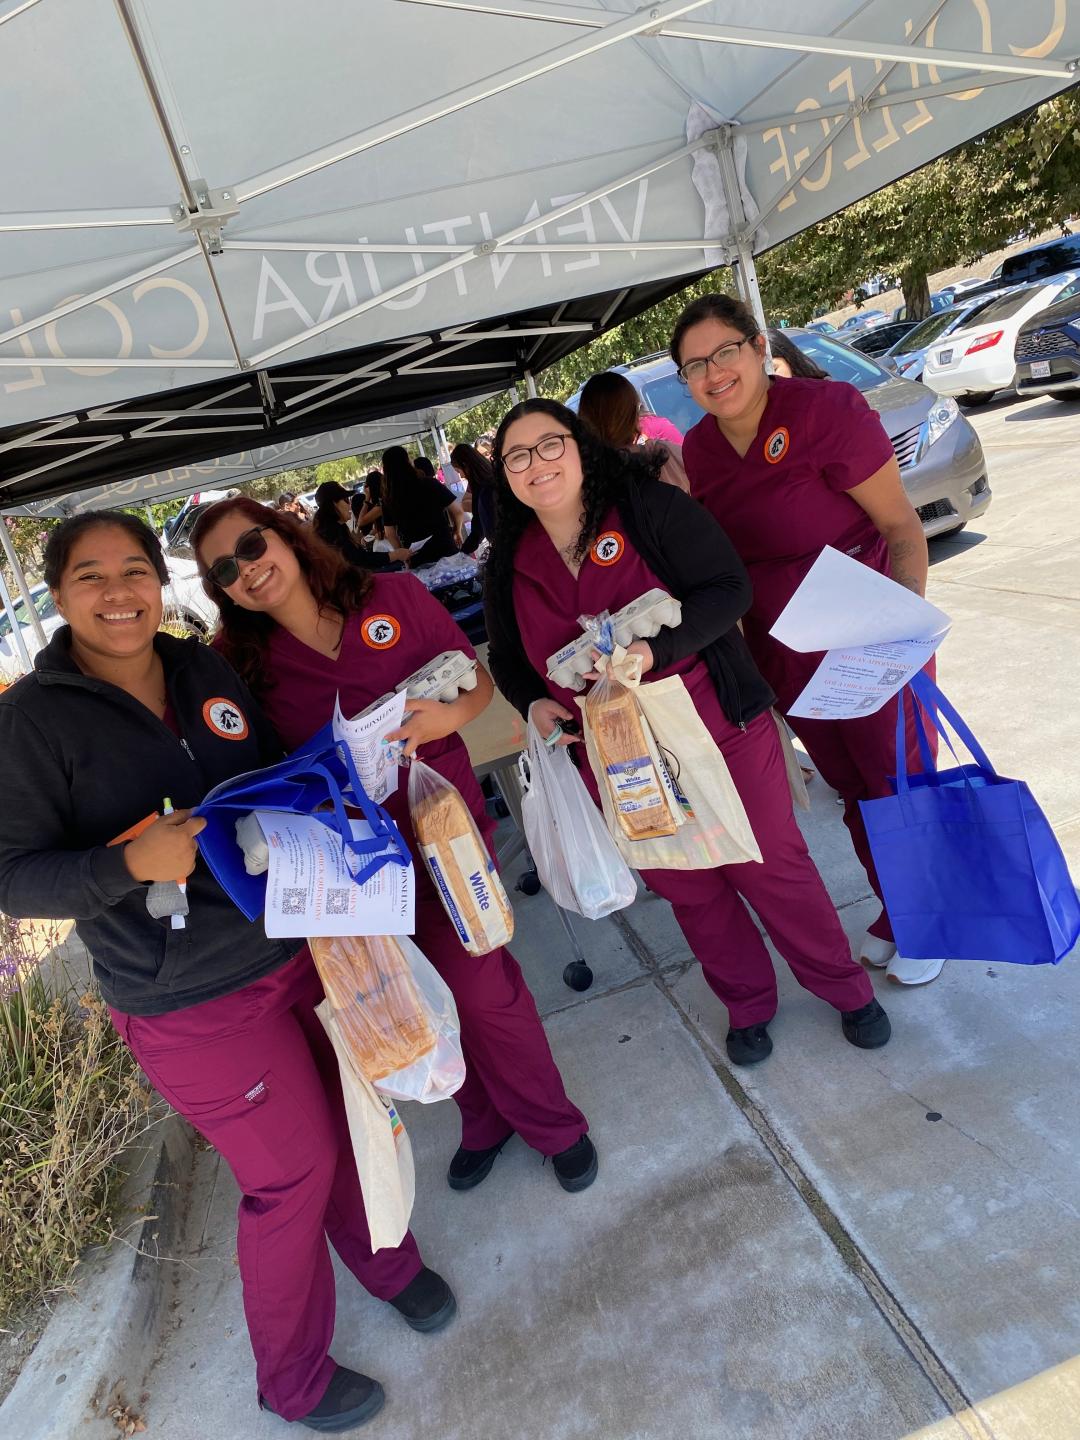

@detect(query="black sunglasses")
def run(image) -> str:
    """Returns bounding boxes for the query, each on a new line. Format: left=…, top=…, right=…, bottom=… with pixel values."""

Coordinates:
left=206, top=526, right=271, bottom=589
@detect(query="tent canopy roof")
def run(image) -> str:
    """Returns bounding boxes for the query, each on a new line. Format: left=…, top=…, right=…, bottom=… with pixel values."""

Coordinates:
left=1, top=0, right=1076, bottom=507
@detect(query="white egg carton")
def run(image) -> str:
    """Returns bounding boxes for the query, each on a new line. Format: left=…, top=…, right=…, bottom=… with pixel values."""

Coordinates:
left=545, top=589, right=682, bottom=692
left=395, top=649, right=479, bottom=704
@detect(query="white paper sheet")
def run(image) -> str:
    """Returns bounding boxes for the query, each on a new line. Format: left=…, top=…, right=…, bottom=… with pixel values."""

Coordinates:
left=787, top=637, right=943, bottom=720
left=409, top=535, right=433, bottom=553
left=770, top=546, right=951, bottom=651
left=256, top=811, right=414, bottom=938
left=333, top=690, right=407, bottom=804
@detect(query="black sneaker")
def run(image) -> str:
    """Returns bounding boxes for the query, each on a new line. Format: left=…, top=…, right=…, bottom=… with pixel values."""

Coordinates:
left=388, top=1266, right=457, bottom=1333
left=842, top=998, right=892, bottom=1049
left=551, top=1134, right=598, bottom=1193
left=725, top=1023, right=773, bottom=1066
left=446, top=1133, right=513, bottom=1191
left=260, top=1366, right=385, bottom=1432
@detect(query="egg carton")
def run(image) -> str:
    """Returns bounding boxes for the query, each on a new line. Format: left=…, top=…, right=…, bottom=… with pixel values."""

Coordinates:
left=545, top=589, right=682, bottom=692
left=395, top=649, right=479, bottom=704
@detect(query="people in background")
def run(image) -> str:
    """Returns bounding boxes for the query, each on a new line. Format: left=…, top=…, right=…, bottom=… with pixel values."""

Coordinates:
left=313, top=480, right=402, bottom=572
left=474, top=433, right=495, bottom=461
left=484, top=399, right=891, bottom=1067
left=0, top=511, right=453, bottom=1432
left=673, top=292, right=941, bottom=987
left=577, top=371, right=690, bottom=492
left=380, top=446, right=463, bottom=566
left=275, top=490, right=306, bottom=518
left=450, top=442, right=498, bottom=554
left=765, top=328, right=829, bottom=381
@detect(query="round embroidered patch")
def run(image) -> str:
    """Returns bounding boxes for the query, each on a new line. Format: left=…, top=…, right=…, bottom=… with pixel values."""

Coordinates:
left=764, top=427, right=790, bottom=464
left=590, top=532, right=625, bottom=567
left=362, top=613, right=401, bottom=650
left=202, top=697, right=250, bottom=741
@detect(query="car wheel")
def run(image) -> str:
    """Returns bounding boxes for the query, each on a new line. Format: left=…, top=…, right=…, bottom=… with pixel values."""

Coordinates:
left=960, top=391, right=995, bottom=407
left=1049, top=388, right=1080, bottom=403
left=935, top=522, right=967, bottom=539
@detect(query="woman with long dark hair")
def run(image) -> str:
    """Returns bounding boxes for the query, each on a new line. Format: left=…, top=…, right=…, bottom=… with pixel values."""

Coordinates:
left=191, top=497, right=596, bottom=1197
left=484, top=399, right=891, bottom=1067
left=312, top=479, right=402, bottom=571
left=672, top=293, right=941, bottom=986
left=380, top=446, right=463, bottom=566
left=450, top=442, right=497, bottom=554
left=0, top=511, right=452, bottom=1432
left=577, top=371, right=690, bottom=492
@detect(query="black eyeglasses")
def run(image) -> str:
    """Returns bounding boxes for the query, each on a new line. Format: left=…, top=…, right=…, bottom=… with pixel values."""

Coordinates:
left=205, top=526, right=270, bottom=589
left=501, top=433, right=573, bottom=474
left=677, top=335, right=758, bottom=383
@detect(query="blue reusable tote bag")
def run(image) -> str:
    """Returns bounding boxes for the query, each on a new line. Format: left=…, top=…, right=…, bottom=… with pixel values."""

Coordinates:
left=860, top=671, right=1080, bottom=965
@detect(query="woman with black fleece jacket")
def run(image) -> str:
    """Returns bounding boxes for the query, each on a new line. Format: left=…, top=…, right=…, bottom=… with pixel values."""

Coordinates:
left=483, top=399, right=891, bottom=1069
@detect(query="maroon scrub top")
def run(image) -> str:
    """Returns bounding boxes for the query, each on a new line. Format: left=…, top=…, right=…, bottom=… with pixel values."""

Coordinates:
left=254, top=572, right=490, bottom=843
left=682, top=375, right=894, bottom=702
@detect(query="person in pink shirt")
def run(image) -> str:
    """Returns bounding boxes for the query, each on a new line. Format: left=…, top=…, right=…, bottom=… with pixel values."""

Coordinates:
left=636, top=410, right=684, bottom=446
left=673, top=293, right=942, bottom=987
left=191, top=498, right=596, bottom=1201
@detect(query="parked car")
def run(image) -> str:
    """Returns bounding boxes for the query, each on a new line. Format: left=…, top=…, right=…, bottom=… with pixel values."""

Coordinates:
left=939, top=277, right=992, bottom=301
left=837, top=309, right=887, bottom=336
left=890, top=293, right=952, bottom=324
left=1014, top=287, right=1080, bottom=401
left=922, top=272, right=1080, bottom=404
left=883, top=290, right=1013, bottom=383
left=952, top=234, right=1080, bottom=306
left=805, top=320, right=836, bottom=334
left=567, top=334, right=992, bottom=539
left=849, top=319, right=922, bottom=358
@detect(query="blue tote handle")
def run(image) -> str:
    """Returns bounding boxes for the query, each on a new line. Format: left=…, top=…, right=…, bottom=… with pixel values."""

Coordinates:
left=895, top=671, right=997, bottom=794
left=305, top=753, right=410, bottom=885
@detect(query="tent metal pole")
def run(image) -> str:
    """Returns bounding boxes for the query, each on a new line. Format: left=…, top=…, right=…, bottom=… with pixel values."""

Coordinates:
left=0, top=565, right=33, bottom=675
left=0, top=521, right=47, bottom=649
left=715, top=135, right=767, bottom=335
left=524, top=370, right=538, bottom=399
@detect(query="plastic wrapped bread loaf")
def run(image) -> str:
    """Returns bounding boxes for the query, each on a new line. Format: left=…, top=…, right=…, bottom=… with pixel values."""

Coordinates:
left=585, top=671, right=680, bottom=842
left=310, top=934, right=436, bottom=1082
left=408, top=760, right=514, bottom=956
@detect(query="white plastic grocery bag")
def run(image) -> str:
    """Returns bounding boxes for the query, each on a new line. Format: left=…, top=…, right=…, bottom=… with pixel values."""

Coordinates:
left=577, top=649, right=762, bottom=871
left=518, top=711, right=637, bottom=920
left=316, top=999, right=415, bottom=1251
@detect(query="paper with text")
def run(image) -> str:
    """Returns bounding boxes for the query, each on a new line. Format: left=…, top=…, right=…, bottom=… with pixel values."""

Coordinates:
left=333, top=690, right=407, bottom=805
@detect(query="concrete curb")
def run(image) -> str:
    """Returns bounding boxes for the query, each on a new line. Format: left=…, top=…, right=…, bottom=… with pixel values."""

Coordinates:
left=0, top=1112, right=195, bottom=1440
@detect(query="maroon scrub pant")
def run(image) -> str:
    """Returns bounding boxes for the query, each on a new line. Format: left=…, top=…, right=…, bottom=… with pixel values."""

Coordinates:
left=638, top=711, right=874, bottom=1029
left=783, top=663, right=937, bottom=947
left=110, top=948, right=423, bottom=1423
left=411, top=870, right=588, bottom=1155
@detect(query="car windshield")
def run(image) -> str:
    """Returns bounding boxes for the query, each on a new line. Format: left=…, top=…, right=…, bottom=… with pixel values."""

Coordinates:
left=640, top=372, right=709, bottom=434
left=788, top=334, right=892, bottom=391
left=1001, top=237, right=1080, bottom=283
left=890, top=310, right=958, bottom=353
left=967, top=285, right=1044, bottom=323
left=0, top=587, right=53, bottom=638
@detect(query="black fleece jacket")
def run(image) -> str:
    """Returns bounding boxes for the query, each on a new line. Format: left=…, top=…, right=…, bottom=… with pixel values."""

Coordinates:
left=0, top=630, right=302, bottom=1015
left=485, top=477, right=775, bottom=726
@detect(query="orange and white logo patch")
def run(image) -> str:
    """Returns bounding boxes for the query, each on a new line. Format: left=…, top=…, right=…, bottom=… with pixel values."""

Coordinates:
left=361, top=614, right=401, bottom=650
left=202, top=697, right=250, bottom=741
left=764, top=427, right=790, bottom=464
left=590, top=532, right=624, bottom=567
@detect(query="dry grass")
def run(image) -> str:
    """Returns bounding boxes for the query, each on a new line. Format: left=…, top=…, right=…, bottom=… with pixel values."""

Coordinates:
left=0, top=915, right=154, bottom=1330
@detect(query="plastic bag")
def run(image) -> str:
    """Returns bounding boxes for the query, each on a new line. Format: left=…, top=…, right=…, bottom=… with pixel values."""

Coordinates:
left=309, top=933, right=465, bottom=1103
left=518, top=710, right=637, bottom=920
left=407, top=760, right=514, bottom=956
left=316, top=999, right=415, bottom=1250
left=581, top=617, right=682, bottom=843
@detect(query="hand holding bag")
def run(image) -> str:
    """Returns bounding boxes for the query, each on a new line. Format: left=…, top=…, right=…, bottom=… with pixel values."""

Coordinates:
left=518, top=711, right=637, bottom=920
left=860, top=671, right=1080, bottom=964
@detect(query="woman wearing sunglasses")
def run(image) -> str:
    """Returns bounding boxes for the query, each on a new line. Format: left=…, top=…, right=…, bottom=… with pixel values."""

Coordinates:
left=192, top=499, right=596, bottom=1198
left=672, top=293, right=943, bottom=988
left=0, top=511, right=454, bottom=1433
left=484, top=400, right=891, bottom=1068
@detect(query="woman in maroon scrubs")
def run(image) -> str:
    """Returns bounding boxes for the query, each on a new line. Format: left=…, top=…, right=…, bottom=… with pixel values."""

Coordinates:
left=192, top=498, right=596, bottom=1196
left=484, top=399, right=891, bottom=1067
left=674, top=293, right=943, bottom=988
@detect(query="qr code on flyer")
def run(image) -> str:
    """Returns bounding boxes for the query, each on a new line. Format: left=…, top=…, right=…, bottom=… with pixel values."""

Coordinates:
left=281, top=888, right=307, bottom=916
left=326, top=888, right=350, bottom=916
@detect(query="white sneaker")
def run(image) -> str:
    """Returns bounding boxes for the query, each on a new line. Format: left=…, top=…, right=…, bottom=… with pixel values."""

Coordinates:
left=860, top=935, right=896, bottom=969
left=886, top=953, right=946, bottom=986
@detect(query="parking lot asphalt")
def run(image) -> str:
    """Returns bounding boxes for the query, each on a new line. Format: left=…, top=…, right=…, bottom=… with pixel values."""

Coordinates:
left=101, top=392, right=1080, bottom=1440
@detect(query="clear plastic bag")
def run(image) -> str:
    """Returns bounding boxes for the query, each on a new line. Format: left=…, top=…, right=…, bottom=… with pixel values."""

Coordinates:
left=407, top=760, right=514, bottom=956
left=519, top=711, right=637, bottom=920
left=309, top=933, right=465, bottom=1103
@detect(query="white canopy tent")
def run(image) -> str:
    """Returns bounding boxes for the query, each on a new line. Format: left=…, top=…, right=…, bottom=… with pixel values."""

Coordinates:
left=0, top=0, right=1076, bottom=515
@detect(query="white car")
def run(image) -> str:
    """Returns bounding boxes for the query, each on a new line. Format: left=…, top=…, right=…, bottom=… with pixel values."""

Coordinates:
left=0, top=562, right=218, bottom=681
left=923, top=271, right=1080, bottom=404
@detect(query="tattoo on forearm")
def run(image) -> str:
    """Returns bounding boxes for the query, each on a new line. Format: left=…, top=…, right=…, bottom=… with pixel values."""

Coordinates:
left=888, top=538, right=923, bottom=594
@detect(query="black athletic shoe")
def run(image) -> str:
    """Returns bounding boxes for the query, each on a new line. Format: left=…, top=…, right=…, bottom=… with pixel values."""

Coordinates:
left=260, top=1366, right=385, bottom=1432
left=725, top=1023, right=773, bottom=1066
left=551, top=1134, right=598, bottom=1193
left=842, top=998, right=892, bottom=1049
left=388, top=1267, right=457, bottom=1333
left=446, top=1133, right=513, bottom=1191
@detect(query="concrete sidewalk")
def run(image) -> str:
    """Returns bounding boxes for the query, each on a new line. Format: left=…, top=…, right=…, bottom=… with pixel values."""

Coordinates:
left=75, top=395, right=1080, bottom=1438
